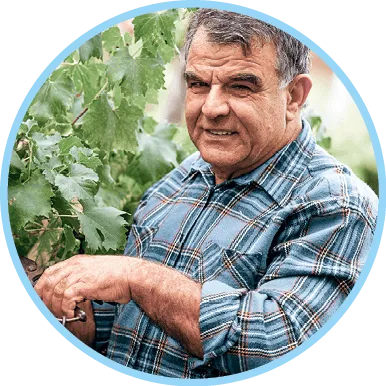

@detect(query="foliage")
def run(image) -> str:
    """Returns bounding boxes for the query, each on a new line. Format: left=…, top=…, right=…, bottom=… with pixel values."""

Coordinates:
left=8, top=9, right=192, bottom=266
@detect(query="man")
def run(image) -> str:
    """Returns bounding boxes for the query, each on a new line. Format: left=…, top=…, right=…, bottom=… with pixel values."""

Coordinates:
left=35, top=9, right=377, bottom=378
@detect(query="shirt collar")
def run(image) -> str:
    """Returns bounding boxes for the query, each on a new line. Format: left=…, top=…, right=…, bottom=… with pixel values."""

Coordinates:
left=187, top=119, right=315, bottom=206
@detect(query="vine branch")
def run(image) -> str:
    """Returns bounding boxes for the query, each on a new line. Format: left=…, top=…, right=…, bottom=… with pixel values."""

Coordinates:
left=72, top=80, right=109, bottom=125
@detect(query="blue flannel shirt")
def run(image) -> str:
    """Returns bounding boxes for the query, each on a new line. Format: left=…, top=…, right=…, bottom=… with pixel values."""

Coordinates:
left=93, top=120, right=377, bottom=378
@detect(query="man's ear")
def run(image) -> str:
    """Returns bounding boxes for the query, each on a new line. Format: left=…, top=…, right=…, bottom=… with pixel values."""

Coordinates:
left=286, top=74, right=312, bottom=121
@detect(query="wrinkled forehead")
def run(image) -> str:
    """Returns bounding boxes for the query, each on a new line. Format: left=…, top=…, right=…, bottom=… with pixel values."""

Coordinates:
left=187, top=26, right=271, bottom=59
left=185, top=28, right=278, bottom=81
left=186, top=27, right=277, bottom=69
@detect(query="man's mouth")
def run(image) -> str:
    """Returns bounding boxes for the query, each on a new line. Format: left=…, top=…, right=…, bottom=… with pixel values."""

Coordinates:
left=207, top=130, right=235, bottom=136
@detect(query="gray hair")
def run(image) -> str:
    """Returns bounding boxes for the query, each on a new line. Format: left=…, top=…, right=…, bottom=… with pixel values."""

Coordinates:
left=184, top=9, right=310, bottom=88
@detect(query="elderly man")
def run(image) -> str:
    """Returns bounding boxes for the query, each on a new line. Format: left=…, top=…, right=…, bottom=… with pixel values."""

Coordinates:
left=35, top=9, right=377, bottom=378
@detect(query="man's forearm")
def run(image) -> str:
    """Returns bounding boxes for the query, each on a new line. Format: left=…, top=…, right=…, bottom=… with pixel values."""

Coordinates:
left=128, top=258, right=204, bottom=358
left=34, top=254, right=203, bottom=357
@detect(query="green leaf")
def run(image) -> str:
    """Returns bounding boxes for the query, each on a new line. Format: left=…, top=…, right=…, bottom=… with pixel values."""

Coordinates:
left=82, top=93, right=142, bottom=153
left=141, top=116, right=157, bottom=134
left=41, top=114, right=72, bottom=136
left=123, top=32, right=132, bottom=46
left=107, top=47, right=165, bottom=96
left=41, top=156, right=63, bottom=184
left=128, top=125, right=179, bottom=185
left=69, top=146, right=103, bottom=170
left=102, top=27, right=124, bottom=53
left=77, top=200, right=128, bottom=252
left=64, top=53, right=75, bottom=63
left=318, top=136, right=332, bottom=150
left=79, top=34, right=103, bottom=62
left=8, top=171, right=54, bottom=232
left=29, top=73, right=75, bottom=124
left=133, top=10, right=178, bottom=63
left=11, top=150, right=25, bottom=170
left=62, top=226, right=77, bottom=258
left=32, top=132, right=61, bottom=161
left=54, top=164, right=99, bottom=202
left=133, top=10, right=178, bottom=46
left=37, top=227, right=61, bottom=263
left=19, top=119, right=38, bottom=135
left=59, top=136, right=83, bottom=155
left=98, top=164, right=115, bottom=185
left=73, top=63, right=104, bottom=104
left=154, top=122, right=178, bottom=140
left=112, top=83, right=123, bottom=109
left=52, top=192, right=80, bottom=231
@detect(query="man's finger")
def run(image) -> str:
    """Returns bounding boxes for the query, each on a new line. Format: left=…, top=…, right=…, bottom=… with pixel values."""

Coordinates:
left=36, top=266, right=74, bottom=312
left=51, top=275, right=83, bottom=316
left=62, top=283, right=92, bottom=318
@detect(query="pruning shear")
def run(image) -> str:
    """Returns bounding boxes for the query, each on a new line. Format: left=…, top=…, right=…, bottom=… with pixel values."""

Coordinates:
left=20, top=256, right=87, bottom=326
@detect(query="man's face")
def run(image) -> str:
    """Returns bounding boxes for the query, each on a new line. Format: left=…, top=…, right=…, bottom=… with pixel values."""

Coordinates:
left=185, top=29, right=295, bottom=181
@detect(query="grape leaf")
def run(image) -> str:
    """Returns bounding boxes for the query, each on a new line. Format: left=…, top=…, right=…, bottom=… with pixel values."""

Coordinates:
left=69, top=147, right=102, bottom=170
left=62, top=226, right=77, bottom=259
left=54, top=164, right=99, bottom=202
left=79, top=34, right=103, bottom=62
left=41, top=156, right=62, bottom=184
left=29, top=73, right=75, bottom=124
left=81, top=93, right=142, bottom=153
left=123, top=32, right=132, bottom=46
left=37, top=227, right=61, bottom=264
left=112, top=83, right=123, bottom=108
left=8, top=171, right=54, bottom=232
left=73, top=63, right=104, bottom=104
left=19, top=119, right=38, bottom=135
left=59, top=136, right=83, bottom=155
left=52, top=192, right=80, bottom=231
left=11, top=150, right=25, bottom=170
left=128, top=126, right=178, bottom=185
left=133, top=10, right=178, bottom=46
left=77, top=200, right=128, bottom=252
left=41, top=114, right=72, bottom=136
left=133, top=10, right=178, bottom=63
left=32, top=132, right=61, bottom=161
left=98, top=164, right=115, bottom=185
left=106, top=47, right=165, bottom=96
left=141, top=116, right=157, bottom=134
left=102, top=27, right=124, bottom=53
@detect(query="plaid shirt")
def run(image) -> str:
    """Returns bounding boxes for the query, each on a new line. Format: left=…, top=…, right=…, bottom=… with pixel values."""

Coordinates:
left=93, top=120, right=377, bottom=378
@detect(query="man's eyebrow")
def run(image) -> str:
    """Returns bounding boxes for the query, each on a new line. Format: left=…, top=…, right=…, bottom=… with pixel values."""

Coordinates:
left=183, top=71, right=205, bottom=83
left=229, top=73, right=262, bottom=87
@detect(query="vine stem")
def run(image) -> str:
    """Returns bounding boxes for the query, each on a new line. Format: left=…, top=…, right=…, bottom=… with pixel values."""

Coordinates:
left=72, top=80, right=109, bottom=125
left=25, top=227, right=64, bottom=232
left=28, top=141, right=33, bottom=179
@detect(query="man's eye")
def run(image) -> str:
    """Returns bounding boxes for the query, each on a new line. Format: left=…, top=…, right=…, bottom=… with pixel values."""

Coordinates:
left=189, top=82, right=208, bottom=88
left=231, top=84, right=252, bottom=91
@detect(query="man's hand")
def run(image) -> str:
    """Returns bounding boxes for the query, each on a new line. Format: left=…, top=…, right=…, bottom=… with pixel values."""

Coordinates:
left=36, top=254, right=204, bottom=358
left=35, top=254, right=132, bottom=319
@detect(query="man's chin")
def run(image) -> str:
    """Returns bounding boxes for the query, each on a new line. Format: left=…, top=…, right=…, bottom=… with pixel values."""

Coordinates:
left=200, top=151, right=244, bottom=172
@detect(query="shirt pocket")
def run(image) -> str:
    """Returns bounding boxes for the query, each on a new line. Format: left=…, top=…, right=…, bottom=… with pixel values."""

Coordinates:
left=195, top=242, right=264, bottom=290
left=124, top=225, right=158, bottom=258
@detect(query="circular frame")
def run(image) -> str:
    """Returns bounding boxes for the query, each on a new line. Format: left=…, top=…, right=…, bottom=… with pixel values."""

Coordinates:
left=0, top=0, right=386, bottom=385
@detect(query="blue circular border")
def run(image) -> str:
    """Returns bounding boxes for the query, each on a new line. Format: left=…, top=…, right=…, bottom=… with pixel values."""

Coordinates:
left=1, top=1, right=384, bottom=384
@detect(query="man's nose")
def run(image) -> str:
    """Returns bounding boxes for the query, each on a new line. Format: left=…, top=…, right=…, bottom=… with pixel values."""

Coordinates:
left=201, top=86, right=230, bottom=119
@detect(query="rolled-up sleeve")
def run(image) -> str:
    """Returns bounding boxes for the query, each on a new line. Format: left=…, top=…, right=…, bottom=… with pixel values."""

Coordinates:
left=190, top=198, right=376, bottom=374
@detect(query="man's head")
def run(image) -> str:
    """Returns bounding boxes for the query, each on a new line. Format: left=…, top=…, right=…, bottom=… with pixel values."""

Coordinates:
left=184, top=9, right=312, bottom=183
